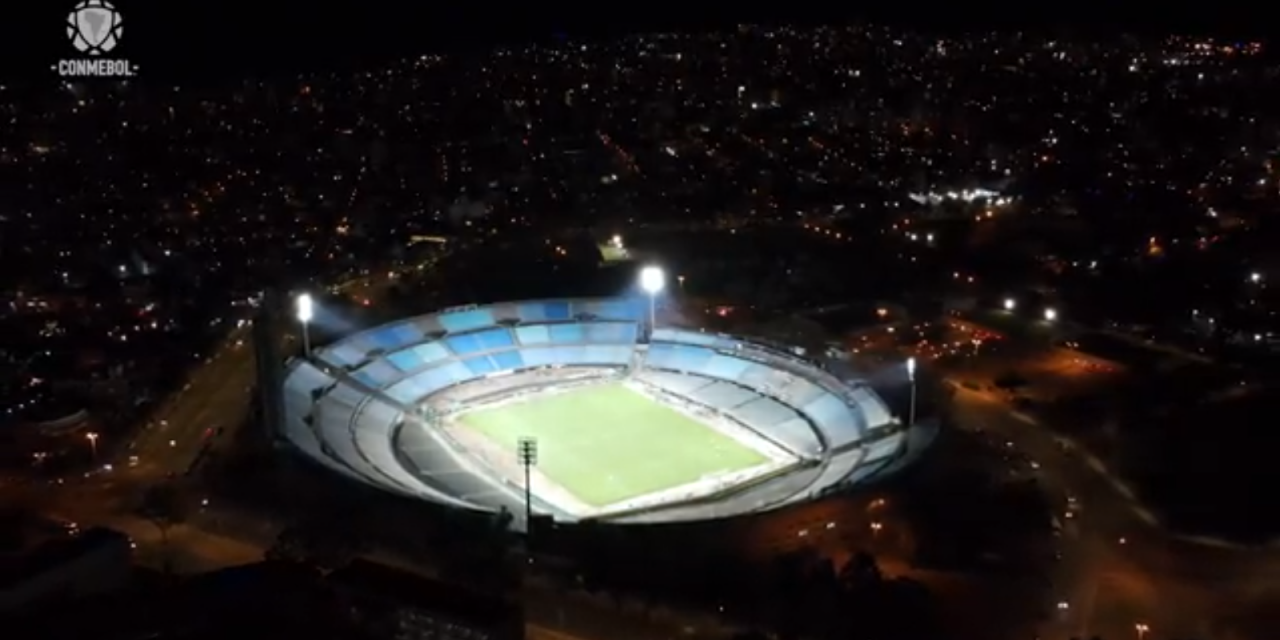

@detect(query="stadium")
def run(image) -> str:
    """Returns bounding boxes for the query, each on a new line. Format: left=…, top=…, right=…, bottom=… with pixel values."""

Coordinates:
left=280, top=283, right=921, bottom=526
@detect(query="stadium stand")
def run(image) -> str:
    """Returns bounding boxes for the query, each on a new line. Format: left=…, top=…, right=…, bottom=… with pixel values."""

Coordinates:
left=640, top=337, right=895, bottom=451
left=634, top=370, right=823, bottom=457
left=438, top=308, right=495, bottom=333
left=283, top=298, right=906, bottom=520
left=384, top=342, right=451, bottom=373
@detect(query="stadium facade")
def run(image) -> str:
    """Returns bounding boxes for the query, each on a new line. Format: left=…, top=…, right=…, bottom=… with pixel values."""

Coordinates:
left=280, top=298, right=921, bottom=526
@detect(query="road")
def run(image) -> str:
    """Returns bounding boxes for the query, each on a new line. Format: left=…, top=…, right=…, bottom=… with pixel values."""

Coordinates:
left=927, top=315, right=1280, bottom=639
left=127, top=324, right=261, bottom=480
left=946, top=381, right=1280, bottom=639
left=119, top=265, right=405, bottom=487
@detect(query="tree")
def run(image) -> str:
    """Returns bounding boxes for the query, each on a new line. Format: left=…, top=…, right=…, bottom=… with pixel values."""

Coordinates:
left=139, top=483, right=186, bottom=540
left=137, top=482, right=187, bottom=573
left=837, top=551, right=883, bottom=591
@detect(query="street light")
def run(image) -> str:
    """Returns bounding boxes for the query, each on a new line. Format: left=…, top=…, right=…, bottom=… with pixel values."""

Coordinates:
left=639, top=266, right=665, bottom=332
left=906, top=357, right=917, bottom=428
left=1003, top=297, right=1016, bottom=311
left=295, top=293, right=314, bottom=358
left=1044, top=307, right=1057, bottom=322
left=86, top=431, right=99, bottom=460
left=1134, top=622, right=1149, bottom=640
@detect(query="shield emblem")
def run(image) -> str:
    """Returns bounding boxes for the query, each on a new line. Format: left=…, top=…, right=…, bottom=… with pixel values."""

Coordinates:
left=75, top=7, right=115, bottom=50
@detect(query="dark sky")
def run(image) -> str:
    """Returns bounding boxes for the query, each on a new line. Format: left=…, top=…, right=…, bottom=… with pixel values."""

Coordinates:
left=2, top=2, right=1271, bottom=84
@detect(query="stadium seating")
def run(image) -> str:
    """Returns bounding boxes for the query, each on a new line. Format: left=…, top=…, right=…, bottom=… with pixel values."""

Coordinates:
left=515, top=299, right=643, bottom=324
left=642, top=342, right=869, bottom=450
left=849, top=387, right=894, bottom=431
left=640, top=337, right=897, bottom=450
left=281, top=361, right=481, bottom=506
left=438, top=308, right=495, bottom=333
left=798, top=393, right=862, bottom=447
left=385, top=342, right=451, bottom=372
left=286, top=297, right=903, bottom=514
left=351, top=358, right=402, bottom=388
left=363, top=322, right=424, bottom=352
left=283, top=361, right=355, bottom=477
left=636, top=369, right=823, bottom=457
left=350, top=398, right=420, bottom=490
left=315, top=384, right=390, bottom=484
left=516, top=301, right=571, bottom=323
left=651, top=327, right=736, bottom=349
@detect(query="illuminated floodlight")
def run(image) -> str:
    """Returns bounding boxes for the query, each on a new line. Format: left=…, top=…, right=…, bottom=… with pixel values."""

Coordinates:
left=1044, top=307, right=1057, bottom=322
left=611, top=234, right=623, bottom=248
left=906, top=357, right=917, bottom=428
left=1003, top=298, right=1016, bottom=311
left=639, top=266, right=665, bottom=294
left=296, top=293, right=314, bottom=323
left=639, top=266, right=665, bottom=333
left=296, top=293, right=314, bottom=357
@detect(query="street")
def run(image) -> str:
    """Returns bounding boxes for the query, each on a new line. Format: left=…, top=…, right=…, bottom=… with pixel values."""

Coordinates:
left=127, top=324, right=260, bottom=479
left=942, top=365, right=1280, bottom=639
left=948, top=386, right=1204, bottom=639
left=844, top=313, right=1280, bottom=639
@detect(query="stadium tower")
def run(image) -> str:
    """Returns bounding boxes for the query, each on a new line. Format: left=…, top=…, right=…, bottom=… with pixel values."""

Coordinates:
left=253, top=286, right=287, bottom=447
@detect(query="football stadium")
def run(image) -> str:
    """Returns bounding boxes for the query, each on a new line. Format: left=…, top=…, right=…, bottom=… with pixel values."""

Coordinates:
left=280, top=291, right=920, bottom=525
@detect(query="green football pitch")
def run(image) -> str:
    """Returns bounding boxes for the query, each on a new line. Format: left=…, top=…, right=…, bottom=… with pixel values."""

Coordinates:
left=458, top=383, right=769, bottom=508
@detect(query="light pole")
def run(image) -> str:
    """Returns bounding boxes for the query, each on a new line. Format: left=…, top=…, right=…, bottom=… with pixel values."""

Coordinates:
left=517, top=437, right=538, bottom=538
left=296, top=293, right=314, bottom=358
left=906, top=357, right=917, bottom=428
left=86, top=431, right=99, bottom=460
left=639, top=266, right=665, bottom=334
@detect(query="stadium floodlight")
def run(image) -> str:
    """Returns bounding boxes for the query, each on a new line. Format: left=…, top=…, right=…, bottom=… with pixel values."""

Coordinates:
left=639, top=266, right=665, bottom=331
left=1003, top=298, right=1016, bottom=311
left=906, top=357, right=917, bottom=428
left=517, top=437, right=538, bottom=541
left=640, top=265, right=665, bottom=294
left=296, top=293, right=314, bottom=358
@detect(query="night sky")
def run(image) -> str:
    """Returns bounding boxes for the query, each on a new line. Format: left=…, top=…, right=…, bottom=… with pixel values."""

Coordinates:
left=1, top=2, right=1272, bottom=84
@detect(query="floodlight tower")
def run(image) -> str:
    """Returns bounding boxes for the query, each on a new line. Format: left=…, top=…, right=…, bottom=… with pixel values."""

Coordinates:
left=295, top=293, right=314, bottom=358
left=639, top=266, right=665, bottom=334
left=517, top=437, right=538, bottom=534
left=906, top=357, right=917, bottom=428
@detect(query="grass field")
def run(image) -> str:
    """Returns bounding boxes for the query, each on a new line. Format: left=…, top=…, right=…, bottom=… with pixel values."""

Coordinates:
left=458, top=383, right=768, bottom=507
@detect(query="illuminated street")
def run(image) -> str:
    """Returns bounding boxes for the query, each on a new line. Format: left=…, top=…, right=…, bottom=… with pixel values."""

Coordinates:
left=901, top=315, right=1271, bottom=640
